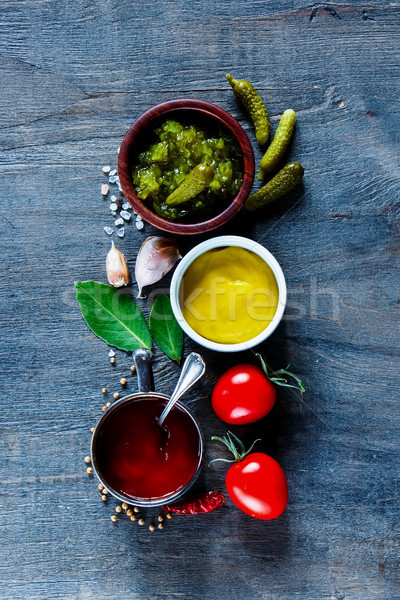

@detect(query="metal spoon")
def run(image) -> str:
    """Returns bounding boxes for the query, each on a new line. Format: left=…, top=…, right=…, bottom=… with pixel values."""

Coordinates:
left=158, top=352, right=206, bottom=427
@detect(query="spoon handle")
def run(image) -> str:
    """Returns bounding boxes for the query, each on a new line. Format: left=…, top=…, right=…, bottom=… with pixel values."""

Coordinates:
left=158, top=353, right=206, bottom=426
left=133, top=348, right=154, bottom=393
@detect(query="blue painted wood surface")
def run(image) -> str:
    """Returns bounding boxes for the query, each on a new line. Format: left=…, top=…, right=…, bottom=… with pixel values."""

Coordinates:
left=0, top=2, right=399, bottom=599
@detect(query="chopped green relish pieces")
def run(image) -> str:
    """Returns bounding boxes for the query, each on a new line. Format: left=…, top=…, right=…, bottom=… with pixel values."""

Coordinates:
left=131, top=119, right=243, bottom=222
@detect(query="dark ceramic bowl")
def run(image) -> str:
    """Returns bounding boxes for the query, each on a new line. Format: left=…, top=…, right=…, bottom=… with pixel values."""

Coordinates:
left=118, top=99, right=255, bottom=235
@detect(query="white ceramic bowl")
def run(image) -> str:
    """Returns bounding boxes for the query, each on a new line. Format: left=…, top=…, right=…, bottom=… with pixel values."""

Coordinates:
left=170, top=235, right=287, bottom=352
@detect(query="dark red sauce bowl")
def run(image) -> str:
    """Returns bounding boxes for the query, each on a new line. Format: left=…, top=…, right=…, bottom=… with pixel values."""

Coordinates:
left=118, top=99, right=255, bottom=235
left=91, top=392, right=203, bottom=507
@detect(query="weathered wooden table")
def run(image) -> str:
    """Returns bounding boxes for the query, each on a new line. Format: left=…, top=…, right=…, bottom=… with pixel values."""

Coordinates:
left=1, top=2, right=399, bottom=599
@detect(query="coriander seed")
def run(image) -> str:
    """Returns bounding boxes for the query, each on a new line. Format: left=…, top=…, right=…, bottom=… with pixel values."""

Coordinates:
left=110, top=515, right=117, bottom=522
left=166, top=512, right=172, bottom=519
left=130, top=365, right=136, bottom=373
left=113, top=392, right=120, bottom=400
left=110, top=356, right=115, bottom=364
left=102, top=387, right=107, bottom=394
left=86, top=467, right=93, bottom=474
left=133, top=506, right=139, bottom=513
left=158, top=523, right=164, bottom=530
left=157, top=515, right=164, bottom=522
left=126, top=509, right=133, bottom=517
left=122, top=502, right=128, bottom=510
left=98, top=483, right=104, bottom=491
left=115, top=506, right=122, bottom=514
left=149, top=524, right=155, bottom=532
left=102, top=405, right=107, bottom=412
left=101, top=495, right=108, bottom=501
left=138, top=518, right=145, bottom=526
left=84, top=456, right=91, bottom=463
left=90, top=427, right=95, bottom=433
left=120, top=378, right=127, bottom=386
left=130, top=515, right=136, bottom=522
left=106, top=401, right=111, bottom=407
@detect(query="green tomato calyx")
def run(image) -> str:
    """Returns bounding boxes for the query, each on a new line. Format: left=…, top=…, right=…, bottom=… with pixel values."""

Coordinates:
left=254, top=352, right=306, bottom=393
left=209, top=431, right=261, bottom=466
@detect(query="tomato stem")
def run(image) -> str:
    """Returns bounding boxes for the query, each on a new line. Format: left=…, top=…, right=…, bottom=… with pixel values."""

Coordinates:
left=253, top=352, right=306, bottom=392
left=210, top=431, right=261, bottom=465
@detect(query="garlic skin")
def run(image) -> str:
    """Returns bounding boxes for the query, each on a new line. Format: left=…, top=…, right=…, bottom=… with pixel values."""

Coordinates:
left=106, top=241, right=130, bottom=288
left=135, top=236, right=181, bottom=298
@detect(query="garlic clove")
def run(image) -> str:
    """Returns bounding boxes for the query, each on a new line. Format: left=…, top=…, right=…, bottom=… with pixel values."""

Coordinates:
left=135, top=236, right=181, bottom=298
left=106, top=241, right=130, bottom=288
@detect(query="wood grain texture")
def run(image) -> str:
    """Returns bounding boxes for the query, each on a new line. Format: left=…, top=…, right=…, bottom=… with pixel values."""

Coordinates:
left=0, top=1, right=399, bottom=599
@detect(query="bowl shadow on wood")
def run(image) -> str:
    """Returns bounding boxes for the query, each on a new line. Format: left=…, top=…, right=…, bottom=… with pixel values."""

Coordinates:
left=239, top=180, right=306, bottom=233
left=175, top=181, right=306, bottom=257
left=183, top=322, right=300, bottom=558
left=253, top=181, right=306, bottom=222
left=224, top=324, right=294, bottom=556
left=115, top=331, right=297, bottom=593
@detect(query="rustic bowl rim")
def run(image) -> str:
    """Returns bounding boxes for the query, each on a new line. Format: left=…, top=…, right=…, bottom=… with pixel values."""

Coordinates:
left=170, top=235, right=287, bottom=352
left=117, top=99, right=255, bottom=235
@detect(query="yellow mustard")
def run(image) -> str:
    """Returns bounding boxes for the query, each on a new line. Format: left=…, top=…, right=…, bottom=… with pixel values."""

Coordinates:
left=181, top=246, right=279, bottom=344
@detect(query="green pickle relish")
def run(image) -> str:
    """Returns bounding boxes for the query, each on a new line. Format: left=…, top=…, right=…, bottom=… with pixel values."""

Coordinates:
left=131, top=119, right=243, bottom=222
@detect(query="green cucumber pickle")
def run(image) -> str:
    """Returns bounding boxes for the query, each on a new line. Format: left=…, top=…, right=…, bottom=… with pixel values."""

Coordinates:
left=245, top=162, right=304, bottom=211
left=166, top=164, right=214, bottom=207
left=258, top=109, right=296, bottom=179
left=226, top=74, right=270, bottom=146
left=131, top=119, right=243, bottom=222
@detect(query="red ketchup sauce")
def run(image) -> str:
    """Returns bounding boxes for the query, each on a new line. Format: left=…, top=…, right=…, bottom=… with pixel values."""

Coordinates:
left=94, top=397, right=201, bottom=501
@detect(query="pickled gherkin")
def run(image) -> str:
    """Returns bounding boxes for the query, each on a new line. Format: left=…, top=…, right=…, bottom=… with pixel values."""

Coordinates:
left=245, top=162, right=304, bottom=211
left=131, top=119, right=243, bottom=222
left=258, top=109, right=296, bottom=179
left=166, top=165, right=214, bottom=206
left=226, top=74, right=270, bottom=145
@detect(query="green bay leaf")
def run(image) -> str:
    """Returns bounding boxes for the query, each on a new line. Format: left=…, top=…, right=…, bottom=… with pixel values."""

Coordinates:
left=149, top=294, right=183, bottom=363
left=74, top=281, right=152, bottom=351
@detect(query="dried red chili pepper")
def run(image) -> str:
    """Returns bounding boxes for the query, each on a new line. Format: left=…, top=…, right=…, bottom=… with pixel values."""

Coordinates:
left=162, top=491, right=226, bottom=514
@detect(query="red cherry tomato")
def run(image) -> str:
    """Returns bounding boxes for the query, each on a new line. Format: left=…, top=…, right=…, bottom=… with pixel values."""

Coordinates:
left=225, top=452, right=288, bottom=520
left=212, top=364, right=276, bottom=425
